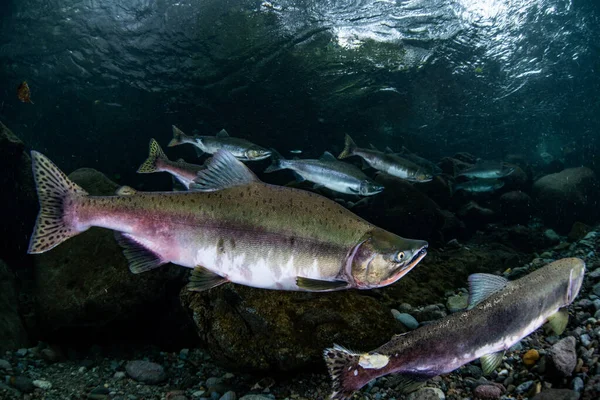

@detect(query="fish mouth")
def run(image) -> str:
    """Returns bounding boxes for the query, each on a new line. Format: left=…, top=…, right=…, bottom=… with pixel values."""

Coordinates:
left=380, top=245, right=428, bottom=286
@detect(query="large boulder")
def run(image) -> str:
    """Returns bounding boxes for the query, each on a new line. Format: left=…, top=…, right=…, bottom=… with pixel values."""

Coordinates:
left=0, top=121, right=37, bottom=263
left=32, top=168, right=191, bottom=345
left=0, top=259, right=29, bottom=352
left=532, top=167, right=600, bottom=232
left=180, top=285, right=402, bottom=372
left=499, top=190, right=534, bottom=224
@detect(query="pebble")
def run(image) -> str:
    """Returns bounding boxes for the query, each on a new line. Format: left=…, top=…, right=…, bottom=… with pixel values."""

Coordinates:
left=392, top=311, right=419, bottom=330
left=192, top=391, right=206, bottom=397
left=473, top=384, right=503, bottom=399
left=522, top=349, right=540, bottom=366
left=581, top=333, right=592, bottom=347
left=113, top=371, right=126, bottom=380
left=544, top=229, right=560, bottom=243
left=571, top=376, right=584, bottom=392
left=125, top=360, right=166, bottom=384
left=514, top=380, right=535, bottom=394
left=0, top=359, right=11, bottom=371
left=446, top=293, right=469, bottom=312
left=33, top=379, right=52, bottom=389
left=220, top=391, right=236, bottom=400
left=406, top=387, right=445, bottom=400
left=15, top=348, right=27, bottom=357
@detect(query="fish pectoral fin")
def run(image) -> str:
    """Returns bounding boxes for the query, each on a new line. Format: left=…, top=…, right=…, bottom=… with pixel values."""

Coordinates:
left=545, top=308, right=569, bottom=335
left=216, top=129, right=230, bottom=138
left=114, top=233, right=166, bottom=274
left=480, top=351, right=504, bottom=375
left=296, top=277, right=348, bottom=291
left=467, top=273, right=508, bottom=309
left=391, top=375, right=426, bottom=394
left=187, top=266, right=229, bottom=292
left=190, top=150, right=259, bottom=191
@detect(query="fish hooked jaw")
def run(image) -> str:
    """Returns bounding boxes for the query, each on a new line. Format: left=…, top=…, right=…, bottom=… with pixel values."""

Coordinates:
left=378, top=245, right=428, bottom=287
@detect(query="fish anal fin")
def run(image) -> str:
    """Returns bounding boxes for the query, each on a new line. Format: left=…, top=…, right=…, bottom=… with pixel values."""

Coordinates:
left=216, top=129, right=230, bottom=138
left=114, top=232, right=165, bottom=274
left=467, top=273, right=508, bottom=309
left=545, top=308, right=569, bottom=335
left=187, top=266, right=228, bottom=292
left=481, top=351, right=504, bottom=375
left=296, top=277, right=348, bottom=291
left=190, top=150, right=259, bottom=191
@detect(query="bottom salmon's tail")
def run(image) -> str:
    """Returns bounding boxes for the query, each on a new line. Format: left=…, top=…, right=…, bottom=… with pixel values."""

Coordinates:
left=28, top=151, right=89, bottom=254
left=338, top=134, right=357, bottom=159
left=169, top=125, right=192, bottom=147
left=323, top=344, right=369, bottom=400
left=137, top=138, right=169, bottom=173
left=264, top=148, right=286, bottom=173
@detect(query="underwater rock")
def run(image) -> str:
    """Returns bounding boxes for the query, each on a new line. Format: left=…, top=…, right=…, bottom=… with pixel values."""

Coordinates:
left=405, top=387, right=446, bottom=400
left=568, top=222, right=591, bottom=242
left=0, top=259, right=29, bottom=353
left=125, top=360, right=167, bottom=384
left=499, top=191, right=534, bottom=224
left=531, top=388, right=579, bottom=400
left=473, top=384, right=503, bottom=399
left=180, top=285, right=402, bottom=372
left=437, top=209, right=467, bottom=243
left=0, top=121, right=37, bottom=263
left=502, top=165, right=529, bottom=192
left=446, top=293, right=468, bottom=313
left=533, top=167, right=600, bottom=233
left=457, top=201, right=497, bottom=228
left=32, top=168, right=189, bottom=344
left=547, top=336, right=577, bottom=378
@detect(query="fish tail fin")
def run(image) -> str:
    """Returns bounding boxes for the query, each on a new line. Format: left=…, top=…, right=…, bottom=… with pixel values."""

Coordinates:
left=28, top=151, right=89, bottom=254
left=338, top=135, right=357, bottom=159
left=168, top=125, right=191, bottom=147
left=264, top=148, right=286, bottom=173
left=137, top=138, right=168, bottom=173
left=323, top=345, right=368, bottom=400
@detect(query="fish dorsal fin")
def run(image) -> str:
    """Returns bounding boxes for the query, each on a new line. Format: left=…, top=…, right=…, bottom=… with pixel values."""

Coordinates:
left=467, top=273, right=508, bottom=309
left=385, top=146, right=394, bottom=154
left=481, top=351, right=504, bottom=375
left=369, top=143, right=380, bottom=151
left=116, top=186, right=137, bottom=196
left=319, top=151, right=337, bottom=162
left=545, top=308, right=569, bottom=335
left=216, top=129, right=230, bottom=138
left=190, top=150, right=258, bottom=191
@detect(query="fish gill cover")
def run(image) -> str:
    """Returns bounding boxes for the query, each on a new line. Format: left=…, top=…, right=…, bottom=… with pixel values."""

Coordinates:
left=0, top=0, right=598, bottom=183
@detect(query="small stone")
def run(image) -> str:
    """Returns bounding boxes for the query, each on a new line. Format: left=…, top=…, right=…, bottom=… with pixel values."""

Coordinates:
left=544, top=229, right=560, bottom=243
left=547, top=337, right=577, bottom=377
left=15, top=348, right=27, bottom=357
left=220, top=392, right=236, bottom=400
left=33, top=380, right=52, bottom=390
left=12, top=376, right=34, bottom=393
left=509, top=342, right=523, bottom=352
left=406, top=387, right=445, bottom=400
left=571, top=377, right=584, bottom=393
left=473, top=384, right=503, bottom=399
left=397, top=303, right=413, bottom=313
left=523, top=349, right=540, bottom=366
left=531, top=388, right=580, bottom=400
left=125, top=360, right=166, bottom=384
left=446, top=293, right=469, bottom=312
left=393, top=312, right=419, bottom=330
left=581, top=334, right=592, bottom=347
left=514, top=380, right=535, bottom=394
left=192, top=391, right=206, bottom=397
left=593, top=282, right=600, bottom=297
left=205, top=377, right=223, bottom=387
left=113, top=371, right=126, bottom=380
left=222, top=373, right=235, bottom=379
left=0, top=359, right=11, bottom=371
left=40, top=348, right=60, bottom=363
left=179, top=349, right=190, bottom=360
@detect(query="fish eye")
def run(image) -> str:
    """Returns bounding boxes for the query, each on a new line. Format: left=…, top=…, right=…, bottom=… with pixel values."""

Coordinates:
left=395, top=251, right=405, bottom=262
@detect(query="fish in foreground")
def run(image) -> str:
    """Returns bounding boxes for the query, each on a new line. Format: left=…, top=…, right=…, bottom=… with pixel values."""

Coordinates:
left=458, top=161, right=515, bottom=179
left=17, top=81, right=34, bottom=104
left=265, top=150, right=384, bottom=196
left=168, top=125, right=271, bottom=161
left=338, top=135, right=432, bottom=183
left=137, top=138, right=205, bottom=189
left=324, top=257, right=585, bottom=400
left=27, top=150, right=427, bottom=292
left=452, top=178, right=504, bottom=193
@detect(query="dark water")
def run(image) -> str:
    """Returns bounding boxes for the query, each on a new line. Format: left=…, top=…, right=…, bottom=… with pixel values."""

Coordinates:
left=1, top=0, right=599, bottom=186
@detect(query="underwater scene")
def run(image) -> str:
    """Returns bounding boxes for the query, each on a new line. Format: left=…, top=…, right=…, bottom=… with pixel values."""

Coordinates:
left=1, top=0, right=600, bottom=399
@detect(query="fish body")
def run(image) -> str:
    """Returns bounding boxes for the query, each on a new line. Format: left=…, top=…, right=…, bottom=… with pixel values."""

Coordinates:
left=137, top=138, right=205, bottom=189
left=453, top=179, right=504, bottom=193
left=338, top=135, right=432, bottom=183
left=459, top=162, right=514, bottom=179
left=168, top=125, right=271, bottom=161
left=265, top=151, right=384, bottom=196
left=28, top=150, right=427, bottom=292
left=324, top=258, right=585, bottom=399
left=398, top=146, right=442, bottom=175
left=17, top=81, right=34, bottom=104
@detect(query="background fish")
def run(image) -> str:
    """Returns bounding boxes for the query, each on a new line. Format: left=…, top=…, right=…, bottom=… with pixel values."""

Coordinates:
left=452, top=178, right=504, bottom=193
left=28, top=149, right=427, bottom=292
left=324, top=257, right=585, bottom=400
left=137, top=138, right=205, bottom=189
left=265, top=150, right=384, bottom=196
left=168, top=125, right=271, bottom=161
left=458, top=161, right=515, bottom=179
left=338, top=135, right=432, bottom=183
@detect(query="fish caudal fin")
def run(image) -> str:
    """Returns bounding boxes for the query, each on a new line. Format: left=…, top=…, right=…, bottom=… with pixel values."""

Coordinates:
left=264, top=148, right=286, bottom=173
left=324, top=345, right=367, bottom=400
left=338, top=134, right=357, bottom=159
left=137, top=138, right=168, bottom=174
left=28, top=151, right=89, bottom=254
left=168, top=125, right=191, bottom=147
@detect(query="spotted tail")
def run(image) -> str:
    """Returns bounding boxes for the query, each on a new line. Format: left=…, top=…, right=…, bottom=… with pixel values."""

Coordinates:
left=27, top=151, right=89, bottom=254
left=323, top=345, right=367, bottom=400
left=137, top=138, right=168, bottom=173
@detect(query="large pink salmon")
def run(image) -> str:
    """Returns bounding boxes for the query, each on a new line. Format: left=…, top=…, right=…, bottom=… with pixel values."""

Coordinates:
left=27, top=150, right=427, bottom=292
